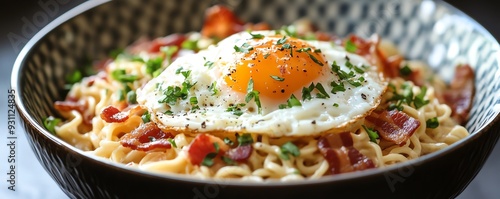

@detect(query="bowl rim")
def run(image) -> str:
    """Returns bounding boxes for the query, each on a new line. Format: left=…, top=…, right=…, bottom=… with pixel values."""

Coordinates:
left=11, top=0, right=500, bottom=188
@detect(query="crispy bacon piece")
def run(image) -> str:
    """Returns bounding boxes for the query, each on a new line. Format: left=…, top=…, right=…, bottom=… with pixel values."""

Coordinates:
left=318, top=132, right=375, bottom=174
left=344, top=34, right=372, bottom=56
left=54, top=97, right=94, bottom=126
left=201, top=5, right=244, bottom=39
left=127, top=34, right=186, bottom=55
left=442, top=64, right=475, bottom=125
left=244, top=22, right=271, bottom=31
left=187, top=134, right=229, bottom=166
left=100, top=106, right=129, bottom=123
left=148, top=33, right=187, bottom=53
left=120, top=122, right=174, bottom=151
left=225, top=145, right=253, bottom=162
left=365, top=110, right=420, bottom=145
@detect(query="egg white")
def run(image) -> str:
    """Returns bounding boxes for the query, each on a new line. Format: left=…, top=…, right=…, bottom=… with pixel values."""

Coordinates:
left=137, top=31, right=387, bottom=137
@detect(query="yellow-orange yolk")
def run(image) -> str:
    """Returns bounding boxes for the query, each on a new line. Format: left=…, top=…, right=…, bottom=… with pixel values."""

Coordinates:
left=225, top=36, right=327, bottom=101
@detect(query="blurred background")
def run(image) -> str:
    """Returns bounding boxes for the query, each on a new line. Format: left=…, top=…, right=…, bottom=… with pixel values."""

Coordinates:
left=0, top=0, right=498, bottom=198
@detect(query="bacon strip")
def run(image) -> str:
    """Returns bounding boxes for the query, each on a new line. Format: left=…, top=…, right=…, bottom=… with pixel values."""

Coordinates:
left=201, top=5, right=244, bottom=39
left=186, top=134, right=229, bottom=166
left=318, top=132, right=375, bottom=175
left=442, top=64, right=475, bottom=125
left=120, top=122, right=174, bottom=151
left=54, top=97, right=94, bottom=126
left=100, top=106, right=129, bottom=123
left=365, top=110, right=420, bottom=145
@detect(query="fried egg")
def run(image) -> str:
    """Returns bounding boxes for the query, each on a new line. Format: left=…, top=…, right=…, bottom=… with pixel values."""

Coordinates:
left=137, top=31, right=387, bottom=137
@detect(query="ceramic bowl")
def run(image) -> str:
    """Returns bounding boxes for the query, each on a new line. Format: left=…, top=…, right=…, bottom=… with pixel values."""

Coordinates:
left=12, top=0, right=500, bottom=198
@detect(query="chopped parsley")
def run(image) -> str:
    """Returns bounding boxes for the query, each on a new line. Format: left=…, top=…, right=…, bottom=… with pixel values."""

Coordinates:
left=413, top=86, right=429, bottom=109
left=363, top=125, right=379, bottom=143
left=201, top=152, right=217, bottom=167
left=276, top=36, right=287, bottom=45
left=117, top=89, right=125, bottom=101
left=426, top=117, right=440, bottom=129
left=65, top=70, right=82, bottom=84
left=160, top=46, right=178, bottom=63
left=43, top=116, right=61, bottom=135
left=145, top=57, right=163, bottom=77
left=388, top=84, right=429, bottom=110
left=302, top=83, right=330, bottom=101
left=330, top=81, right=346, bottom=94
left=399, top=64, right=413, bottom=77
left=280, top=94, right=302, bottom=109
left=234, top=42, right=254, bottom=53
left=249, top=31, right=264, bottom=39
left=168, top=138, right=177, bottom=148
left=126, top=90, right=137, bottom=104
left=296, top=47, right=323, bottom=66
left=279, top=141, right=300, bottom=160
left=221, top=156, right=236, bottom=165
left=263, top=53, right=270, bottom=59
left=245, top=79, right=262, bottom=114
left=209, top=82, right=219, bottom=96
left=190, top=96, right=199, bottom=111
left=226, top=103, right=246, bottom=116
left=333, top=103, right=339, bottom=107
left=201, top=143, right=220, bottom=167
left=204, top=60, right=215, bottom=69
left=345, top=39, right=357, bottom=53
left=270, top=75, right=285, bottom=82
left=237, top=133, right=254, bottom=146
left=181, top=39, right=198, bottom=51
left=110, top=69, right=138, bottom=83
left=141, top=111, right=151, bottom=123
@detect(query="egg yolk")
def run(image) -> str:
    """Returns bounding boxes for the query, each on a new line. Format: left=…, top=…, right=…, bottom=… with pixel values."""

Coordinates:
left=225, top=36, right=326, bottom=101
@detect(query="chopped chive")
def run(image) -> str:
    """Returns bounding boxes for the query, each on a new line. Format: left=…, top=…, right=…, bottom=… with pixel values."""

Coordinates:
left=248, top=31, right=264, bottom=39
left=237, top=133, right=254, bottom=146
left=426, top=117, right=440, bottom=129
left=279, top=141, right=300, bottom=160
left=43, top=116, right=61, bottom=135
left=345, top=39, right=357, bottom=53
left=399, top=65, right=413, bottom=76
left=362, top=125, right=379, bottom=143
left=270, top=75, right=285, bottom=81
left=168, top=138, right=177, bottom=148
left=141, top=111, right=151, bottom=123
left=276, top=36, right=287, bottom=45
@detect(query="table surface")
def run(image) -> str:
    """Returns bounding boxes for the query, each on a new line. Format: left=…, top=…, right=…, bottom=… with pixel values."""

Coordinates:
left=0, top=1, right=499, bottom=198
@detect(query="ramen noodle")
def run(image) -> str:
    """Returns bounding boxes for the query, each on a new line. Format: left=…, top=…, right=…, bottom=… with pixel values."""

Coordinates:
left=46, top=5, right=474, bottom=181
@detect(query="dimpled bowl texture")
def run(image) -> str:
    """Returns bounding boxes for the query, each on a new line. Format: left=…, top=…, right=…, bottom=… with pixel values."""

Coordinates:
left=11, top=0, right=500, bottom=198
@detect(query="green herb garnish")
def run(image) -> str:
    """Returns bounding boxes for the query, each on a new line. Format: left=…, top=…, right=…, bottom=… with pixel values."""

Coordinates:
left=168, top=138, right=177, bottom=148
left=237, top=133, right=254, bottom=146
left=245, top=79, right=262, bottom=114
left=426, top=117, right=440, bottom=129
left=43, top=116, right=61, bottom=135
left=141, top=111, right=151, bottom=123
left=111, top=69, right=138, bottom=83
left=345, top=39, right=357, bottom=53
left=234, top=42, right=254, bottom=53
left=127, top=91, right=137, bottom=104
left=399, top=65, right=413, bottom=76
left=279, top=141, right=300, bottom=160
left=270, top=75, right=285, bottom=82
left=363, top=125, right=379, bottom=143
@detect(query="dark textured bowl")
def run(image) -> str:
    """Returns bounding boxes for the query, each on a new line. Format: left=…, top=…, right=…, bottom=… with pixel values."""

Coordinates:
left=11, top=0, right=500, bottom=198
